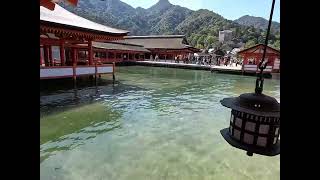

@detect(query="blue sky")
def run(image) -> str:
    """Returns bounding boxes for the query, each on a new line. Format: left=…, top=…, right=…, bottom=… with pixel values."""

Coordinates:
left=120, top=0, right=280, bottom=22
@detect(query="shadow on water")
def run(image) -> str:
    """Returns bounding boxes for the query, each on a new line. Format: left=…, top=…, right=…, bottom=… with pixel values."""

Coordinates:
left=40, top=77, right=149, bottom=162
left=40, top=77, right=148, bottom=116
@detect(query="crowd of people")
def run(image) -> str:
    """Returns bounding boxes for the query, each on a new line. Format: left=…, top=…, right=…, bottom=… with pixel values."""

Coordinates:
left=149, top=53, right=242, bottom=67
left=187, top=56, right=243, bottom=67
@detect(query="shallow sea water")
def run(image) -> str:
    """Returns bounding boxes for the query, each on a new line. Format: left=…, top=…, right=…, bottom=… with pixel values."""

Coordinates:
left=40, top=66, right=280, bottom=180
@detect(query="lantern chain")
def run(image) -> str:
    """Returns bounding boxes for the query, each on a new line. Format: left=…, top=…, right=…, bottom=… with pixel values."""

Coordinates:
left=255, top=0, right=276, bottom=95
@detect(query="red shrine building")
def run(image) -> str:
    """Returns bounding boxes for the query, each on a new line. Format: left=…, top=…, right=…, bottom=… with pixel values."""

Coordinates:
left=92, top=42, right=150, bottom=63
left=40, top=3, right=129, bottom=80
left=40, top=0, right=78, bottom=10
left=118, top=35, right=200, bottom=61
left=238, top=44, right=280, bottom=73
left=40, top=1, right=201, bottom=80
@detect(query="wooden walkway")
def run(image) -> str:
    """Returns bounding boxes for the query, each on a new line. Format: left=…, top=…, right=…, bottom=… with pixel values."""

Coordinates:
left=134, top=61, right=243, bottom=74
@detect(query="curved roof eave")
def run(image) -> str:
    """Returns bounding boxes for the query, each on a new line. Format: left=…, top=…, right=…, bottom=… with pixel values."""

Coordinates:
left=40, top=4, right=129, bottom=36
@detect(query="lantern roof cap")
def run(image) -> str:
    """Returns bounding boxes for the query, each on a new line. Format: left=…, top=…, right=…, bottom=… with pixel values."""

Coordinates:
left=220, top=93, right=280, bottom=117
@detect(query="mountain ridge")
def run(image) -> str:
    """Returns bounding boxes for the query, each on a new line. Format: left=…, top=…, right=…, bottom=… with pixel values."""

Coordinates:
left=235, top=15, right=280, bottom=32
left=60, top=0, right=280, bottom=50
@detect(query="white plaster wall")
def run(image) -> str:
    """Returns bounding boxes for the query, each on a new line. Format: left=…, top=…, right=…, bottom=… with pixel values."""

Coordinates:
left=97, top=66, right=113, bottom=74
left=76, top=67, right=95, bottom=75
left=40, top=68, right=73, bottom=78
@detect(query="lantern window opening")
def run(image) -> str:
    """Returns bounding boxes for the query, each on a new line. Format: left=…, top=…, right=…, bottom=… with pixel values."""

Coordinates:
left=228, top=110, right=279, bottom=148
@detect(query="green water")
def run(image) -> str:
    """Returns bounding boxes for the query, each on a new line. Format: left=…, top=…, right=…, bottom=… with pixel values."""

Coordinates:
left=40, top=66, right=280, bottom=180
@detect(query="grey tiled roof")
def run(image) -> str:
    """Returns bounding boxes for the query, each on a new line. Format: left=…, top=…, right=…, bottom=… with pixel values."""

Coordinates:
left=117, top=35, right=191, bottom=49
left=93, top=42, right=150, bottom=52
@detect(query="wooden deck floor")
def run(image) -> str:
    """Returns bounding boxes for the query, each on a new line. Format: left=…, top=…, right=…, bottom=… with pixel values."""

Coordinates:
left=134, top=61, right=243, bottom=74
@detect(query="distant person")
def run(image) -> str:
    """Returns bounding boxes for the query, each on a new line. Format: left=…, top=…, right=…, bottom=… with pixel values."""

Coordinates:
left=155, top=54, right=159, bottom=61
left=150, top=55, right=153, bottom=61
left=188, top=53, right=192, bottom=64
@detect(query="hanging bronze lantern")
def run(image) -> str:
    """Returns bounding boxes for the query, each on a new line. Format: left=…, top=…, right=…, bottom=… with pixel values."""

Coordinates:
left=220, top=92, right=280, bottom=156
left=220, top=62, right=280, bottom=157
left=220, top=0, right=279, bottom=156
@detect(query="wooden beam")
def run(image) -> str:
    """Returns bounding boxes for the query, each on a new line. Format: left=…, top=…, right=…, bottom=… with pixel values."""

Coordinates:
left=40, top=37, right=89, bottom=47
left=40, top=25, right=125, bottom=42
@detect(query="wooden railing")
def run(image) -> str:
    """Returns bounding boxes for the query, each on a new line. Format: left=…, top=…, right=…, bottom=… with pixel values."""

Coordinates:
left=40, top=64, right=114, bottom=79
left=242, top=64, right=273, bottom=73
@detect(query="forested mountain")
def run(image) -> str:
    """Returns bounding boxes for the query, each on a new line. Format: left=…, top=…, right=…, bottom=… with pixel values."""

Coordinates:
left=234, top=15, right=280, bottom=33
left=60, top=0, right=280, bottom=50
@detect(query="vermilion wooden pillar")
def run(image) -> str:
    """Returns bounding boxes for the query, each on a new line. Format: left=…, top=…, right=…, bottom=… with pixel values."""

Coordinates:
left=43, top=46, right=50, bottom=66
left=48, top=46, right=53, bottom=66
left=106, top=50, right=108, bottom=63
left=269, top=56, right=275, bottom=66
left=243, top=54, right=248, bottom=65
left=72, top=48, right=77, bottom=66
left=60, top=40, right=65, bottom=66
left=71, top=48, right=77, bottom=82
left=88, top=40, right=93, bottom=65
left=40, top=48, right=44, bottom=66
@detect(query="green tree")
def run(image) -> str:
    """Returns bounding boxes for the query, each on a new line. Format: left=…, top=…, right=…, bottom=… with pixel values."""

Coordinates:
left=204, top=35, right=217, bottom=48
left=197, top=35, right=206, bottom=46
left=221, top=43, right=232, bottom=51
left=245, top=40, right=256, bottom=48
left=195, top=44, right=204, bottom=49
left=191, top=34, right=200, bottom=46
left=271, top=40, right=280, bottom=50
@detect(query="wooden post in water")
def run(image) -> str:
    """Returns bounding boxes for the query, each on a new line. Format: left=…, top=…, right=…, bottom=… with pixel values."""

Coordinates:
left=88, top=40, right=93, bottom=65
left=94, top=60, right=98, bottom=85
left=40, top=48, right=44, bottom=66
left=72, top=48, right=77, bottom=85
left=112, top=62, right=115, bottom=83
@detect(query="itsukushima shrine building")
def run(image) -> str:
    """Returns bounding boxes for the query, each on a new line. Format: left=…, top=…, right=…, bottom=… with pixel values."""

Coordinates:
left=119, top=35, right=200, bottom=61
left=92, top=42, right=150, bottom=63
left=93, top=35, right=199, bottom=63
left=40, top=4, right=129, bottom=80
left=40, top=2, right=202, bottom=80
left=239, top=44, right=280, bottom=73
